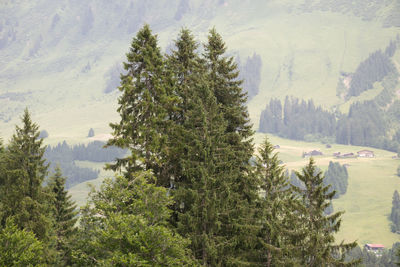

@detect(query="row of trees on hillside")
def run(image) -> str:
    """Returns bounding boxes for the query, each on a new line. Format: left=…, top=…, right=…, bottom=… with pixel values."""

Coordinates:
left=259, top=93, right=400, bottom=152
left=45, top=140, right=127, bottom=188
left=348, top=50, right=396, bottom=97
left=259, top=96, right=336, bottom=141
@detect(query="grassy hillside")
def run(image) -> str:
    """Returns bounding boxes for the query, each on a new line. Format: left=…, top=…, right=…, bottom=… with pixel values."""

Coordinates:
left=1, top=0, right=399, bottom=139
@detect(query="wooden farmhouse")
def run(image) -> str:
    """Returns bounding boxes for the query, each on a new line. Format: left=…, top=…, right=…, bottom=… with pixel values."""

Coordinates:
left=357, top=150, right=374, bottom=158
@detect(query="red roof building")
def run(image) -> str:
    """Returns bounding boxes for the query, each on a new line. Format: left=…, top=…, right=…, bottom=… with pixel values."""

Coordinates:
left=364, top=244, right=384, bottom=250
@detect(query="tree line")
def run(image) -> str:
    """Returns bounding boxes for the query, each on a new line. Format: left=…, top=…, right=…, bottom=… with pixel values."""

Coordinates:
left=259, top=88, right=400, bottom=153
left=259, top=96, right=336, bottom=142
left=45, top=140, right=127, bottom=188
left=0, top=25, right=361, bottom=266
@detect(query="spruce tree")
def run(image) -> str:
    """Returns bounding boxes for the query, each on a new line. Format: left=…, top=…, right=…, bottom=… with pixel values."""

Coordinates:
left=203, top=27, right=259, bottom=264
left=165, top=28, right=204, bottom=187
left=47, top=166, right=77, bottom=265
left=294, top=158, right=358, bottom=266
left=0, top=109, right=56, bottom=263
left=0, top=109, right=51, bottom=239
left=106, top=24, right=174, bottom=182
left=253, top=137, right=300, bottom=266
left=173, top=71, right=245, bottom=265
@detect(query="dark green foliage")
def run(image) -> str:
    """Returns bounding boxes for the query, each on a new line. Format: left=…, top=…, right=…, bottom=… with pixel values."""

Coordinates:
left=259, top=96, right=336, bottom=141
left=107, top=24, right=174, bottom=181
left=0, top=109, right=57, bottom=263
left=294, top=158, right=358, bottom=266
left=253, top=138, right=300, bottom=266
left=0, top=109, right=52, bottom=241
left=74, top=172, right=195, bottom=266
left=87, top=127, right=94, bottom=137
left=324, top=161, right=349, bottom=198
left=0, top=218, right=45, bottom=266
left=336, top=101, right=386, bottom=147
left=47, top=167, right=77, bottom=265
left=348, top=50, right=396, bottom=97
left=238, top=53, right=262, bottom=101
left=391, top=190, right=400, bottom=233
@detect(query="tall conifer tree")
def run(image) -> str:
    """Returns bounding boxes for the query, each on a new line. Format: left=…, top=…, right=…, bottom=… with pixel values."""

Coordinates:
left=0, top=109, right=56, bottom=263
left=294, top=158, right=358, bottom=266
left=47, top=166, right=77, bottom=265
left=107, top=24, right=174, bottom=183
left=203, top=27, right=259, bottom=263
left=254, top=138, right=300, bottom=266
left=0, top=109, right=51, bottom=239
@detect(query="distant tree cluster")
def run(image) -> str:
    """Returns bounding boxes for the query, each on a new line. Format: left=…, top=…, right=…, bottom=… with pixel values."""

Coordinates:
left=260, top=89, right=400, bottom=153
left=348, top=50, right=396, bottom=97
left=324, top=161, right=348, bottom=198
left=391, top=190, right=400, bottom=233
left=259, top=96, right=336, bottom=140
left=336, top=100, right=387, bottom=147
left=45, top=141, right=126, bottom=188
left=45, top=142, right=99, bottom=188
left=238, top=52, right=262, bottom=101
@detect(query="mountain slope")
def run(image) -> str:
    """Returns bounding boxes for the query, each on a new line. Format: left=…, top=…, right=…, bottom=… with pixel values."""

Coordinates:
left=0, top=0, right=399, bottom=139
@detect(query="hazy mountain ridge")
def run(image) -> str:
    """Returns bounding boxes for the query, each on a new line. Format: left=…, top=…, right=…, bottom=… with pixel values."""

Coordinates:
left=0, top=0, right=399, bottom=139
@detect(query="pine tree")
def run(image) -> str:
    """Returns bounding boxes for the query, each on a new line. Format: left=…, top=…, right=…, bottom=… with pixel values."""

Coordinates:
left=203, top=28, right=259, bottom=263
left=173, top=72, right=246, bottom=265
left=47, top=166, right=77, bottom=265
left=253, top=137, right=300, bottom=266
left=165, top=28, right=204, bottom=188
left=294, top=158, right=358, bottom=266
left=0, top=109, right=56, bottom=263
left=204, top=27, right=254, bottom=163
left=0, top=109, right=51, bottom=239
left=106, top=24, right=174, bottom=182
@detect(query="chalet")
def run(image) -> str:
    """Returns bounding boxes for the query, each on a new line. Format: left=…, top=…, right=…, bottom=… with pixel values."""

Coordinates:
left=357, top=150, right=374, bottom=158
left=333, top=152, right=341, bottom=157
left=364, top=244, right=384, bottom=255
